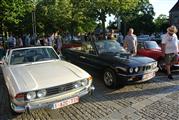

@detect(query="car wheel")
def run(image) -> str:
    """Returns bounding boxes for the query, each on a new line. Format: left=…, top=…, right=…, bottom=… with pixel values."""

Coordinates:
left=103, top=69, right=118, bottom=88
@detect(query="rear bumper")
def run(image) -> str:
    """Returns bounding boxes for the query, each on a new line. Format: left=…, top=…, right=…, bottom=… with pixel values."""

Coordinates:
left=171, top=64, right=179, bottom=72
left=11, top=85, right=95, bottom=113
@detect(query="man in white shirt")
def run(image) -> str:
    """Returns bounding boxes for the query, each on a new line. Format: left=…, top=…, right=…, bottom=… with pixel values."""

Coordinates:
left=161, top=25, right=179, bottom=80
left=123, top=28, right=137, bottom=55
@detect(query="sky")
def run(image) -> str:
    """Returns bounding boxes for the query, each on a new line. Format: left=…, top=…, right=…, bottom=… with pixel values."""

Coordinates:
left=106, top=0, right=178, bottom=25
left=149, top=0, right=178, bottom=18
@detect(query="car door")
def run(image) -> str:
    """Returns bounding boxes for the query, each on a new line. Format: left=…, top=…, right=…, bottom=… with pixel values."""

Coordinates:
left=77, top=42, right=105, bottom=70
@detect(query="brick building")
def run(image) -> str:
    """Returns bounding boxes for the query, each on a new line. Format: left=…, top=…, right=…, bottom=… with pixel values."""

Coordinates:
left=169, top=0, right=179, bottom=36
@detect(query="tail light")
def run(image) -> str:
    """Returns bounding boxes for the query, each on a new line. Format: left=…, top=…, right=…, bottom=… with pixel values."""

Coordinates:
left=15, top=93, right=25, bottom=101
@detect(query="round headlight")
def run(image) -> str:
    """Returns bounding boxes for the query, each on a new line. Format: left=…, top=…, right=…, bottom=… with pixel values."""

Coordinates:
left=26, top=91, right=36, bottom=100
left=134, top=67, right=139, bottom=72
left=129, top=68, right=133, bottom=73
left=81, top=79, right=88, bottom=86
left=74, top=82, right=81, bottom=88
left=37, top=89, right=47, bottom=98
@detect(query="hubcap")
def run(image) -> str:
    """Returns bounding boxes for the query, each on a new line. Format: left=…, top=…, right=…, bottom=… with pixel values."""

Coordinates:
left=104, top=71, right=113, bottom=86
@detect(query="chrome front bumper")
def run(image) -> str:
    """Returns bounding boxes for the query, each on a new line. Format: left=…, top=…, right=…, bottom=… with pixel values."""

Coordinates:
left=11, top=85, right=95, bottom=113
left=117, top=67, right=159, bottom=82
left=117, top=67, right=159, bottom=77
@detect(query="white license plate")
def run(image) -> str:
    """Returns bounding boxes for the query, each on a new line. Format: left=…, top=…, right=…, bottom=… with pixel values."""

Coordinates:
left=52, top=96, right=79, bottom=109
left=142, top=72, right=155, bottom=81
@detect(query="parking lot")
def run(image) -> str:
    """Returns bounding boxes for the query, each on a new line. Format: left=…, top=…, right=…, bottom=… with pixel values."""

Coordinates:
left=0, top=68, right=179, bottom=120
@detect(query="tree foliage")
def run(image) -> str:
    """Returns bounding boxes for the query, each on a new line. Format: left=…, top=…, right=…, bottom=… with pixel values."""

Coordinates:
left=154, top=14, right=169, bottom=33
left=0, top=0, right=162, bottom=36
left=86, top=0, right=139, bottom=37
left=123, top=0, right=155, bottom=35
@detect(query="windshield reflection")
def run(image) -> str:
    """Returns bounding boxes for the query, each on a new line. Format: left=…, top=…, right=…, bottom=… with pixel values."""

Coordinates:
left=95, top=40, right=127, bottom=54
left=10, top=48, right=59, bottom=65
left=145, top=41, right=161, bottom=49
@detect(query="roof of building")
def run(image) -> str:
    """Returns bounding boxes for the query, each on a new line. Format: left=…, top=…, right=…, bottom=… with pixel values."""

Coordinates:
left=170, top=1, right=179, bottom=12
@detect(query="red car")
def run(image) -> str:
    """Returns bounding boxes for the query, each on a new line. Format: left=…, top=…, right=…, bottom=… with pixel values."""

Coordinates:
left=137, top=41, right=179, bottom=71
left=62, top=36, right=82, bottom=49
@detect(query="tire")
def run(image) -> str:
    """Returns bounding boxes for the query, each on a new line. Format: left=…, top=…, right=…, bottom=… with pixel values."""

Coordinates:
left=103, top=69, right=118, bottom=89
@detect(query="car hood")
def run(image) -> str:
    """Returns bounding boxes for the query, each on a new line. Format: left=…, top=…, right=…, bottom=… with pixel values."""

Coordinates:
left=9, top=60, right=90, bottom=93
left=100, top=53, right=155, bottom=66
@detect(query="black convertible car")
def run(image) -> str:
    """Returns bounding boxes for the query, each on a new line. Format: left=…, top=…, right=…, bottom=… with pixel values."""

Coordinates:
left=62, top=40, right=158, bottom=88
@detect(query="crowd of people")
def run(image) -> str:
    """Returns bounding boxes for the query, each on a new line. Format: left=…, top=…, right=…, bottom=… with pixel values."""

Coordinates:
left=0, top=25, right=178, bottom=80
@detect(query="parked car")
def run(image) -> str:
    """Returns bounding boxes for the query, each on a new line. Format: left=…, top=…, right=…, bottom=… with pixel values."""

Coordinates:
left=137, top=41, right=179, bottom=71
left=1, top=46, right=94, bottom=113
left=62, top=35, right=82, bottom=49
left=137, top=35, right=151, bottom=42
left=62, top=40, right=158, bottom=88
left=151, top=34, right=162, bottom=44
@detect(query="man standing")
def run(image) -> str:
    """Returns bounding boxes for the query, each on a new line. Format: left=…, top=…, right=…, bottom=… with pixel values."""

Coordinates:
left=161, top=25, right=179, bottom=80
left=123, top=28, right=137, bottom=55
left=7, top=33, right=16, bottom=49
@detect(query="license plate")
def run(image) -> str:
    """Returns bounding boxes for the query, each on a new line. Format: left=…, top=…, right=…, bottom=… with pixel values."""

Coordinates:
left=52, top=96, right=79, bottom=109
left=142, top=72, right=155, bottom=81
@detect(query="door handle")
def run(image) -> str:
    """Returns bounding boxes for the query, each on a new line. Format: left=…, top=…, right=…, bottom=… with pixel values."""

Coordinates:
left=80, top=56, right=86, bottom=59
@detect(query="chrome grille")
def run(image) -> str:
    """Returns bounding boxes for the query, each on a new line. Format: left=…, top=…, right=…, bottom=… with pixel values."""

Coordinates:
left=46, top=82, right=77, bottom=96
left=143, top=64, right=152, bottom=71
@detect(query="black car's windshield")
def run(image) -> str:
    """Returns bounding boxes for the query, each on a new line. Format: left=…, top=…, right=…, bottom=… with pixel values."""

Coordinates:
left=145, top=41, right=161, bottom=49
left=95, top=40, right=127, bottom=54
left=10, top=47, right=59, bottom=65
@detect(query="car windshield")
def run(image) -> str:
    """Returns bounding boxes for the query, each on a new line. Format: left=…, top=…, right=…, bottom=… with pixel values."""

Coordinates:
left=10, top=47, right=59, bottom=65
left=144, top=41, right=161, bottom=49
left=95, top=40, right=127, bottom=54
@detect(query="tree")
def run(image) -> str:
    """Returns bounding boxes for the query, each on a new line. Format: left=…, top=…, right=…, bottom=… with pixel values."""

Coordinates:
left=87, top=0, right=139, bottom=38
left=154, top=14, right=169, bottom=33
left=123, top=0, right=155, bottom=35
left=0, top=0, right=32, bottom=34
left=35, top=0, right=97, bottom=36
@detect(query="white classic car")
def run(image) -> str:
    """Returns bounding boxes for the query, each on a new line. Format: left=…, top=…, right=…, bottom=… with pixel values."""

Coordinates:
left=1, top=46, right=94, bottom=113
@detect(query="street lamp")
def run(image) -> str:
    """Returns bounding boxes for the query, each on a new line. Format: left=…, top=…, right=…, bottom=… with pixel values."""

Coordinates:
left=31, top=0, right=40, bottom=38
left=32, top=5, right=36, bottom=38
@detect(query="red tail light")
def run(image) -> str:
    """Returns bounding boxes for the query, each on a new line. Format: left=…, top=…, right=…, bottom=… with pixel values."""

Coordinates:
left=15, top=93, right=25, bottom=99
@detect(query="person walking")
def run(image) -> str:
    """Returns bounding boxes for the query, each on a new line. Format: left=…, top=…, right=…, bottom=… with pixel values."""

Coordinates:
left=54, top=33, right=62, bottom=54
left=24, top=33, right=31, bottom=47
left=117, top=32, right=124, bottom=46
left=16, top=35, right=23, bottom=47
left=123, top=28, right=137, bottom=55
left=7, top=33, right=16, bottom=49
left=161, top=25, right=179, bottom=80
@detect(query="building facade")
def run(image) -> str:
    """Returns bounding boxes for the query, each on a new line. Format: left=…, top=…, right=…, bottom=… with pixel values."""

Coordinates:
left=169, top=0, right=179, bottom=36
